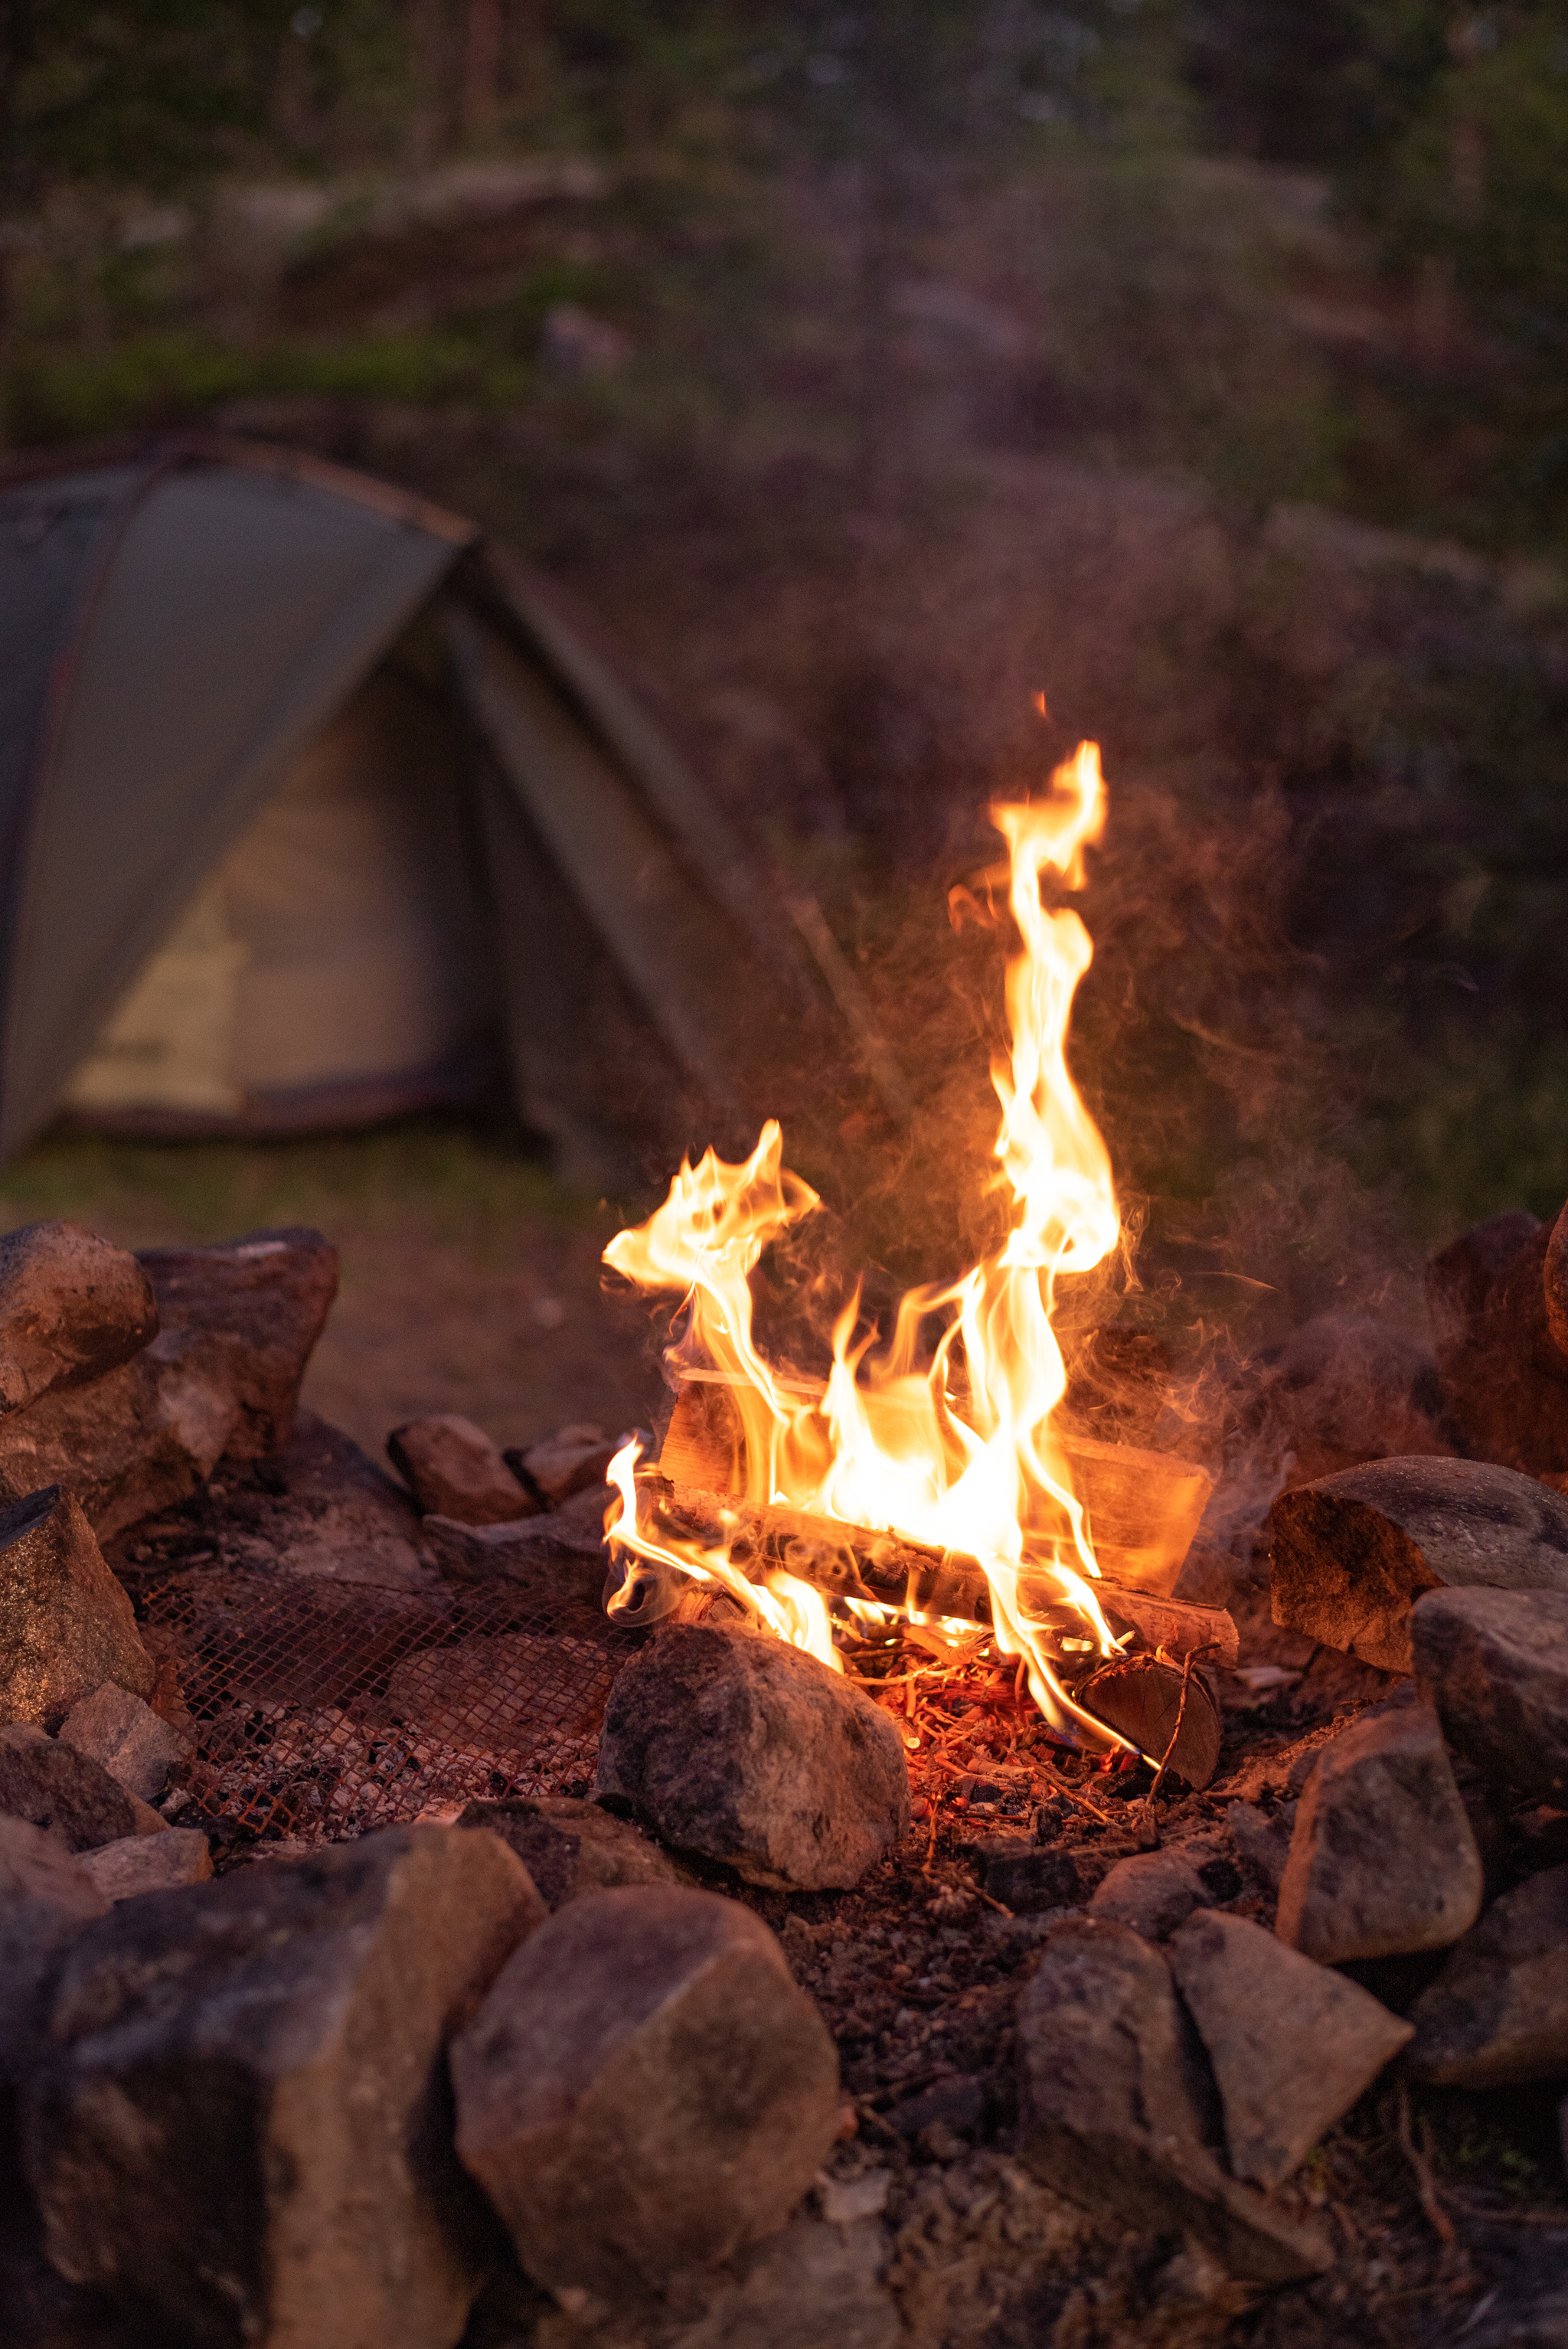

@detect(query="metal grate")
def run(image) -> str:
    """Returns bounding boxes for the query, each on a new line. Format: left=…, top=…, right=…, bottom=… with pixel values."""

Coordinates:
left=134, top=1566, right=624, bottom=1844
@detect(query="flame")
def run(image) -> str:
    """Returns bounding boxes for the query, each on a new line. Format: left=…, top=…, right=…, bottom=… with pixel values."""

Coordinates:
left=602, top=741, right=1130, bottom=1741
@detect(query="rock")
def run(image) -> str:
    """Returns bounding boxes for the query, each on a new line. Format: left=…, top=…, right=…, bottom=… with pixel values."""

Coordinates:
left=970, top=1838, right=1080, bottom=1913
left=136, top=1227, right=338, bottom=1459
left=454, top=1795, right=684, bottom=1908
left=1269, top=1455, right=1568, bottom=1672
left=1427, top=1206, right=1568, bottom=1473
left=0, top=1223, right=158, bottom=1416
left=1275, top=1702, right=1483, bottom=1962
left=0, top=1818, right=106, bottom=2079
left=1411, top=1584, right=1568, bottom=1803
left=0, top=1724, right=167, bottom=1851
left=1226, top=1801, right=1293, bottom=1892
left=77, top=1828, right=212, bottom=1902
left=388, top=1413, right=536, bottom=1526
left=1169, top=1910, right=1413, bottom=2188
left=1408, top=1861, right=1568, bottom=2086
left=451, top=1885, right=840, bottom=2298
left=24, top=1824, right=544, bottom=2347
left=422, top=1490, right=608, bottom=1614
left=57, top=1681, right=183, bottom=1799
left=1091, top=1849, right=1210, bottom=1940
left=594, top=1622, right=912, bottom=1890
left=512, top=1423, right=620, bottom=1508
left=0, top=1487, right=154, bottom=1725
left=1015, top=1917, right=1331, bottom=2283
left=223, top=1410, right=434, bottom=1589
left=0, top=1340, right=240, bottom=1541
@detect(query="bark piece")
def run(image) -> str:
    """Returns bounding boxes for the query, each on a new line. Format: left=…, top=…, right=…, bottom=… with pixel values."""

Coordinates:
left=1016, top=1917, right=1331, bottom=2282
left=1276, top=1702, right=1482, bottom=1962
left=0, top=1487, right=154, bottom=1724
left=24, top=1824, right=544, bottom=2349
left=77, top=1828, right=212, bottom=1903
left=514, top=1423, right=619, bottom=1507
left=595, top=1622, right=912, bottom=1890
left=1427, top=1207, right=1568, bottom=1473
left=455, top=1795, right=684, bottom=1909
left=451, top=1885, right=840, bottom=2297
left=1169, top=1909, right=1413, bottom=2188
left=136, top=1227, right=338, bottom=1459
left=1411, top=1584, right=1568, bottom=1803
left=1269, top=1454, right=1568, bottom=1673
left=0, top=1725, right=167, bottom=1851
left=1091, top=1849, right=1210, bottom=1940
left=57, top=1681, right=183, bottom=1801
left=1408, top=1862, right=1568, bottom=2087
left=0, top=1222, right=158, bottom=1418
left=1078, top=1654, right=1223, bottom=1788
left=389, top=1413, right=537, bottom=1525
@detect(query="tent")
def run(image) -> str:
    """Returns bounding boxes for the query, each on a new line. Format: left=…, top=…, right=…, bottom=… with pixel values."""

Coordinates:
left=0, top=434, right=880, bottom=1184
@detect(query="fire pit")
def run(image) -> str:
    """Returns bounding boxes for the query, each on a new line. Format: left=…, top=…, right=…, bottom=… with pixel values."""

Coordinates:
left=599, top=744, right=1227, bottom=1789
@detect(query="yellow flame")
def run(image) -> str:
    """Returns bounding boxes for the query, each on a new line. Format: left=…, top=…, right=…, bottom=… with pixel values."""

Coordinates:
left=602, top=742, right=1127, bottom=1737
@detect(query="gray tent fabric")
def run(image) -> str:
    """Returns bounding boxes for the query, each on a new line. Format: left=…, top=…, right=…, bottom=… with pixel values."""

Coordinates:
left=0, top=434, right=867, bottom=1181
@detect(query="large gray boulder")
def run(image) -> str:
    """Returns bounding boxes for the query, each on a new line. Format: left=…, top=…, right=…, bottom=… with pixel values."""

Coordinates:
left=1411, top=1584, right=1568, bottom=1803
left=1015, top=1917, right=1331, bottom=2283
left=595, top=1622, right=911, bottom=1890
left=0, top=1485, right=155, bottom=1724
left=1408, top=1861, right=1568, bottom=2087
left=24, top=1825, right=544, bottom=2349
left=0, top=1223, right=157, bottom=1418
left=451, top=1885, right=840, bottom=2298
left=1169, top=1909, right=1413, bottom=2188
left=0, top=1818, right=105, bottom=2081
left=1275, top=1703, right=1482, bottom=1962
left=1270, top=1455, right=1568, bottom=1673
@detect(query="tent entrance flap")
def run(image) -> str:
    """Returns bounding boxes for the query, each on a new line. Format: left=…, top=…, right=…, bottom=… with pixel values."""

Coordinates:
left=64, top=667, right=493, bottom=1126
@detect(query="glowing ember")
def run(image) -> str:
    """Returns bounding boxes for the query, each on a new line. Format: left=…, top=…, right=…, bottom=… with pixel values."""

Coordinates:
left=603, top=740, right=1138, bottom=1746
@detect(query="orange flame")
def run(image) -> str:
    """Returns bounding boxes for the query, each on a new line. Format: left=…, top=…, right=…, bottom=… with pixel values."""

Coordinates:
left=603, top=741, right=1129, bottom=1738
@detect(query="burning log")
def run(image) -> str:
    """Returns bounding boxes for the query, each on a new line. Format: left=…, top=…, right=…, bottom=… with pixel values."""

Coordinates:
left=659, top=1378, right=1214, bottom=1600
left=626, top=1474, right=1237, bottom=1671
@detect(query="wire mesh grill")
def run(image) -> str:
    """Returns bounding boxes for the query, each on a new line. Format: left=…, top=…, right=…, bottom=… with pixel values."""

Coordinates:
left=134, top=1564, right=624, bottom=1844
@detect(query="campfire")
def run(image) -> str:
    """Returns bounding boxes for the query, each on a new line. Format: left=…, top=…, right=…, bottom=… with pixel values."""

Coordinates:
left=599, top=742, right=1223, bottom=1786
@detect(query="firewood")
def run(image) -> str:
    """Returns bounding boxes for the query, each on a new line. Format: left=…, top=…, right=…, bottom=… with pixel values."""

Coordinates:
left=658, top=1379, right=1212, bottom=1597
left=630, top=1475, right=1237, bottom=1668
left=1077, top=1654, right=1223, bottom=1789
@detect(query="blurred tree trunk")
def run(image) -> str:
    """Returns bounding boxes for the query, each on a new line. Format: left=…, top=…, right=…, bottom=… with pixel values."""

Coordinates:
left=408, top=0, right=449, bottom=168
left=462, top=0, right=501, bottom=146
left=0, top=0, right=33, bottom=448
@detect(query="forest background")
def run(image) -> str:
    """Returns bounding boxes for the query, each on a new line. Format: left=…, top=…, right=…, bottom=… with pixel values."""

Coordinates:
left=1, top=0, right=1566, bottom=1453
